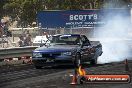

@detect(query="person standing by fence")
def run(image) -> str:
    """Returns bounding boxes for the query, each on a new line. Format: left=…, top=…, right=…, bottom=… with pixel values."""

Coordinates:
left=3, top=22, right=8, bottom=36
left=18, top=35, right=24, bottom=47
left=24, top=34, right=32, bottom=46
left=0, top=23, right=3, bottom=37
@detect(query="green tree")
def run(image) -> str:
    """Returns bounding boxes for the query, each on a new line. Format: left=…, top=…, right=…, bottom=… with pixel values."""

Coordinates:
left=0, top=0, right=9, bottom=18
left=2, top=0, right=44, bottom=26
left=1, top=0, right=131, bottom=26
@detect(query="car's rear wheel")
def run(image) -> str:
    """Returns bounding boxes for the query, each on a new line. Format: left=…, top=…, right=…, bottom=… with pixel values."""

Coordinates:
left=90, top=58, right=97, bottom=65
left=74, top=53, right=81, bottom=68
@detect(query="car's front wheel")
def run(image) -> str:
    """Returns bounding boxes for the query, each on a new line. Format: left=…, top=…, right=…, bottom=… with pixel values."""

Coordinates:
left=74, top=52, right=81, bottom=68
left=90, top=58, right=97, bottom=65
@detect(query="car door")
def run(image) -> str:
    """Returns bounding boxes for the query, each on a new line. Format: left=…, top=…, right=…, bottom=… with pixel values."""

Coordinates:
left=80, top=35, right=90, bottom=62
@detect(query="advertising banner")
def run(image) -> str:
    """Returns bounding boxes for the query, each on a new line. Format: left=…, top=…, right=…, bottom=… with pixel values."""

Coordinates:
left=37, top=9, right=130, bottom=28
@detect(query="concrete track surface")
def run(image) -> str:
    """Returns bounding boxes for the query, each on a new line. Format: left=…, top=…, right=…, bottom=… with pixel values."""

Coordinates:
left=0, top=60, right=132, bottom=88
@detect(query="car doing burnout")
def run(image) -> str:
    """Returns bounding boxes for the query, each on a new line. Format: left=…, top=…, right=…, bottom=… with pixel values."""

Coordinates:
left=32, top=34, right=103, bottom=69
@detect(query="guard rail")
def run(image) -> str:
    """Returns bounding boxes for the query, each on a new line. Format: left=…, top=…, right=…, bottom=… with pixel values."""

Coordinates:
left=0, top=46, right=38, bottom=60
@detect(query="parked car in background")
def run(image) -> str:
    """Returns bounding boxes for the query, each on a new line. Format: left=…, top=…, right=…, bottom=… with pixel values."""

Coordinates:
left=33, top=35, right=50, bottom=46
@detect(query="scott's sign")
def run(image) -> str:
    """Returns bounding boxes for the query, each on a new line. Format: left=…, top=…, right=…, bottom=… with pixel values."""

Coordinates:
left=69, top=14, right=98, bottom=21
left=37, top=9, right=130, bottom=28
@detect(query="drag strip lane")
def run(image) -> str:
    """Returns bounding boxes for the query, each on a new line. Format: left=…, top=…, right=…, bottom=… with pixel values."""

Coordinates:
left=0, top=65, right=67, bottom=87
left=0, top=60, right=132, bottom=88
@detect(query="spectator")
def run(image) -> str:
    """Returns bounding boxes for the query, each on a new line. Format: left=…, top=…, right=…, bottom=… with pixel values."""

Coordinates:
left=43, top=32, right=49, bottom=39
left=3, top=22, right=8, bottom=36
left=24, top=34, right=32, bottom=46
left=18, top=35, right=24, bottom=47
left=26, top=30, right=30, bottom=35
left=0, top=27, right=3, bottom=37
left=0, top=22, right=4, bottom=37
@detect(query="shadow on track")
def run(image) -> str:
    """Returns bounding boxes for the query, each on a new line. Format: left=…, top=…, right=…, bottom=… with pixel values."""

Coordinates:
left=41, top=63, right=112, bottom=69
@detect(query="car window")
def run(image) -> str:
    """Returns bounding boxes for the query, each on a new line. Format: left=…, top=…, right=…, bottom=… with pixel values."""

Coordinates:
left=50, top=35, right=81, bottom=45
left=81, top=35, right=91, bottom=45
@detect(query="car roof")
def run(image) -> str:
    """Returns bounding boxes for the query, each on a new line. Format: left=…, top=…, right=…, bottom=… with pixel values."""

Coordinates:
left=53, top=34, right=82, bottom=37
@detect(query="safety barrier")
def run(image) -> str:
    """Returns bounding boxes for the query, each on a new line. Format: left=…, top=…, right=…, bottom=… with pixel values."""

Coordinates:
left=0, top=46, right=38, bottom=65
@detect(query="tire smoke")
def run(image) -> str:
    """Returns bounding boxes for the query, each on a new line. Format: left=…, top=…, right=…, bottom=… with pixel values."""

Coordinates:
left=96, top=9, right=132, bottom=64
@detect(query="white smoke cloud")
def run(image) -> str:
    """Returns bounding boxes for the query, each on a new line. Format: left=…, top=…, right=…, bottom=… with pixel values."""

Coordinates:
left=96, top=9, right=132, bottom=64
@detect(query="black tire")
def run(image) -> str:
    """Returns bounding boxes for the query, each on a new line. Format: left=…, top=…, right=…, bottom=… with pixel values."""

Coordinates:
left=90, top=58, right=97, bottom=65
left=74, top=53, right=81, bottom=68
left=35, top=66, right=42, bottom=69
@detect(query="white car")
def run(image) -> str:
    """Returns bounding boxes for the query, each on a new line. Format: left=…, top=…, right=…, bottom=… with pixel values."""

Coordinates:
left=33, top=35, right=50, bottom=46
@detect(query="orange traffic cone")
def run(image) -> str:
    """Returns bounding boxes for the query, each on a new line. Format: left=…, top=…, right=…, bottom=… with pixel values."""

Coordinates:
left=125, top=59, right=129, bottom=71
left=70, top=68, right=78, bottom=85
left=70, top=75, right=77, bottom=85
